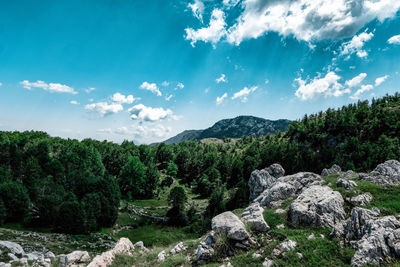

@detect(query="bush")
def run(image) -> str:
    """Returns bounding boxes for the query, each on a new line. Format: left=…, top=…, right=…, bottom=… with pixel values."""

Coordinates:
left=0, top=181, right=30, bottom=222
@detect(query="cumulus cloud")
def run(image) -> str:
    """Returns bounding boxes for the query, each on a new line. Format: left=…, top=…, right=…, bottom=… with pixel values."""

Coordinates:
left=351, top=84, right=374, bottom=99
left=188, top=0, right=205, bottom=22
left=340, top=32, right=374, bottom=59
left=295, top=72, right=350, bottom=100
left=85, top=87, right=95, bottom=93
left=177, top=82, right=185, bottom=89
left=186, top=0, right=400, bottom=46
left=375, top=75, right=389, bottom=86
left=21, top=80, right=77, bottom=94
left=97, top=124, right=172, bottom=143
left=216, top=74, right=227, bottom=83
left=185, top=9, right=227, bottom=47
left=128, top=104, right=178, bottom=122
left=140, top=82, right=162, bottom=96
left=216, top=92, right=228, bottom=105
left=111, top=92, right=136, bottom=104
left=70, top=100, right=79, bottom=105
left=232, top=86, right=257, bottom=102
left=388, top=35, right=400, bottom=44
left=345, top=73, right=367, bottom=88
left=85, top=102, right=123, bottom=116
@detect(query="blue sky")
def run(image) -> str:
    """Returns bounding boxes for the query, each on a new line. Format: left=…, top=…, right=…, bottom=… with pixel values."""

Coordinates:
left=0, top=0, right=399, bottom=143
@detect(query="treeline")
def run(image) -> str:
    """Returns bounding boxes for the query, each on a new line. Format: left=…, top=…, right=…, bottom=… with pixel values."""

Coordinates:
left=0, top=93, right=399, bottom=233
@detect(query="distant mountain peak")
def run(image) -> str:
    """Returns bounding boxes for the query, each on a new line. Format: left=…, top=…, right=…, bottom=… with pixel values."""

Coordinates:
left=161, top=115, right=291, bottom=144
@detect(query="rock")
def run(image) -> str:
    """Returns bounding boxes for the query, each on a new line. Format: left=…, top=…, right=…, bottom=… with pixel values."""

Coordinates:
left=279, top=240, right=297, bottom=252
left=133, top=241, right=149, bottom=252
left=263, top=258, right=273, bottom=267
left=339, top=170, right=358, bottom=179
left=249, top=169, right=276, bottom=201
left=219, top=262, right=233, bottom=267
left=253, top=182, right=295, bottom=208
left=196, top=243, right=214, bottom=263
left=0, top=241, right=24, bottom=255
left=170, top=242, right=186, bottom=255
left=88, top=237, right=134, bottom=267
left=276, top=224, right=285, bottom=229
left=266, top=163, right=285, bottom=178
left=272, top=248, right=281, bottom=257
left=44, top=251, right=55, bottom=259
left=321, top=164, right=341, bottom=176
left=61, top=251, right=90, bottom=267
left=307, top=233, right=315, bottom=240
left=212, top=212, right=250, bottom=241
left=275, top=209, right=286, bottom=214
left=278, top=172, right=323, bottom=192
left=289, top=185, right=345, bottom=228
left=157, top=250, right=166, bottom=262
left=359, top=160, right=400, bottom=185
left=241, top=203, right=270, bottom=233
left=252, top=253, right=262, bottom=258
left=347, top=193, right=373, bottom=206
left=336, top=178, right=357, bottom=190
left=297, top=252, right=303, bottom=259
left=7, top=253, right=18, bottom=261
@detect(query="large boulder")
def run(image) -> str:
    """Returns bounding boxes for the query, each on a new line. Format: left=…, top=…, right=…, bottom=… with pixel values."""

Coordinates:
left=331, top=207, right=400, bottom=266
left=0, top=241, right=24, bottom=256
left=248, top=169, right=276, bottom=201
left=321, top=164, right=341, bottom=176
left=359, top=160, right=400, bottom=185
left=211, top=212, right=250, bottom=241
left=88, top=238, right=134, bottom=267
left=60, top=251, right=90, bottom=267
left=253, top=182, right=296, bottom=208
left=278, top=172, right=323, bottom=192
left=241, top=203, right=270, bottom=232
left=289, top=185, right=345, bottom=228
left=265, top=163, right=285, bottom=178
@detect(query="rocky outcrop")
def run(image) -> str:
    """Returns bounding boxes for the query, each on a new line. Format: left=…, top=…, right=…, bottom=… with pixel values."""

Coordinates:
left=0, top=241, right=24, bottom=256
left=331, top=207, right=400, bottom=266
left=289, top=185, right=345, bottom=228
left=347, top=193, right=373, bottom=206
left=241, top=203, right=270, bottom=232
left=337, top=178, right=358, bottom=190
left=359, top=160, right=400, bottom=185
left=265, top=163, right=285, bottom=178
left=248, top=169, right=276, bottom=201
left=212, top=212, right=250, bottom=241
left=252, top=172, right=323, bottom=208
left=88, top=238, right=139, bottom=267
left=321, top=164, right=341, bottom=176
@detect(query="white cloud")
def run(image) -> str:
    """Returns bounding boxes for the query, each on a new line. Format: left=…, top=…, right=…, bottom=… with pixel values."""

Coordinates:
left=177, top=82, right=185, bottom=89
left=165, top=94, right=173, bottom=101
left=375, top=75, right=389, bottom=86
left=216, top=74, right=227, bottom=83
left=345, top=73, right=367, bottom=88
left=188, top=0, right=205, bottom=22
left=388, top=35, right=400, bottom=44
left=222, top=0, right=240, bottom=8
left=128, top=104, right=178, bottom=122
left=85, top=102, right=123, bottom=116
left=340, top=32, right=374, bottom=59
left=0, top=82, right=2, bottom=86
left=111, top=92, right=136, bottom=104
left=161, top=81, right=170, bottom=87
left=140, top=82, right=162, bottom=96
left=70, top=100, right=79, bottom=105
left=88, top=98, right=94, bottom=102
left=85, top=87, right=95, bottom=93
left=231, top=86, right=257, bottom=102
left=21, top=80, right=77, bottom=94
left=186, top=0, right=400, bottom=46
left=97, top=124, right=172, bottom=143
left=295, top=72, right=350, bottom=100
left=216, top=92, right=228, bottom=105
left=185, top=9, right=227, bottom=47
left=351, top=84, right=374, bottom=99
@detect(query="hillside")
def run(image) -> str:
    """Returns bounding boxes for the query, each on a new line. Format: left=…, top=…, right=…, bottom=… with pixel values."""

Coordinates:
left=162, top=116, right=291, bottom=144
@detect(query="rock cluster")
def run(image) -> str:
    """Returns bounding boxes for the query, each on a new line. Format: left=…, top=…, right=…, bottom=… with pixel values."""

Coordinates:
left=0, top=241, right=55, bottom=267
left=359, top=160, right=400, bottom=185
left=332, top=207, right=400, bottom=266
left=288, top=185, right=345, bottom=228
left=321, top=164, right=341, bottom=176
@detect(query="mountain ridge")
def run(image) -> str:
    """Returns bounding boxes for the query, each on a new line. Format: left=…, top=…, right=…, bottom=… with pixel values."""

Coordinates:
left=160, top=115, right=291, bottom=144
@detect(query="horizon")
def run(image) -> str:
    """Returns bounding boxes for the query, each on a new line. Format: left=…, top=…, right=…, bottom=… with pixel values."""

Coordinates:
left=0, top=0, right=400, bottom=144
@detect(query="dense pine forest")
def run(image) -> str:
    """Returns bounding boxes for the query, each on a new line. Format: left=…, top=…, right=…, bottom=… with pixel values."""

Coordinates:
left=0, top=93, right=399, bottom=235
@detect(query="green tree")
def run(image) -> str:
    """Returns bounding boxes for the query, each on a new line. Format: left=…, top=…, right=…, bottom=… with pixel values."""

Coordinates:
left=0, top=199, right=6, bottom=225
left=166, top=161, right=178, bottom=178
left=0, top=182, right=30, bottom=222
left=118, top=156, right=147, bottom=199
left=168, top=186, right=187, bottom=209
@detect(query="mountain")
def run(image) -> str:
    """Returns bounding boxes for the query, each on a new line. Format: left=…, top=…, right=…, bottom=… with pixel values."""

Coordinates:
left=162, top=116, right=291, bottom=144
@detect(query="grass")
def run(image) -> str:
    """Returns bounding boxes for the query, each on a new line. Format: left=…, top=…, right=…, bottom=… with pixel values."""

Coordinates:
left=263, top=209, right=287, bottom=229
left=324, top=174, right=400, bottom=215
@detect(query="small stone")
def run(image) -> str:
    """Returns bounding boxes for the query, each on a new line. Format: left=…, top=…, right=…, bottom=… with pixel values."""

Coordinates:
left=157, top=250, right=166, bottom=262
left=272, top=248, right=281, bottom=257
left=279, top=240, right=297, bottom=252
left=307, top=233, right=315, bottom=240
left=263, top=258, right=274, bottom=267
left=277, top=224, right=285, bottom=229
left=252, top=253, right=262, bottom=259
left=275, top=209, right=286, bottom=214
left=297, top=252, right=303, bottom=259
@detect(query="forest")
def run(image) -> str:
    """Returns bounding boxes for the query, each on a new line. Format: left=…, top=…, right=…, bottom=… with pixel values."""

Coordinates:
left=0, top=93, right=399, bottom=234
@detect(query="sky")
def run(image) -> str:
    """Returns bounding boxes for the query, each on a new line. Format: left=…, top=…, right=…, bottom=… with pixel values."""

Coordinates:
left=0, top=0, right=399, bottom=144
